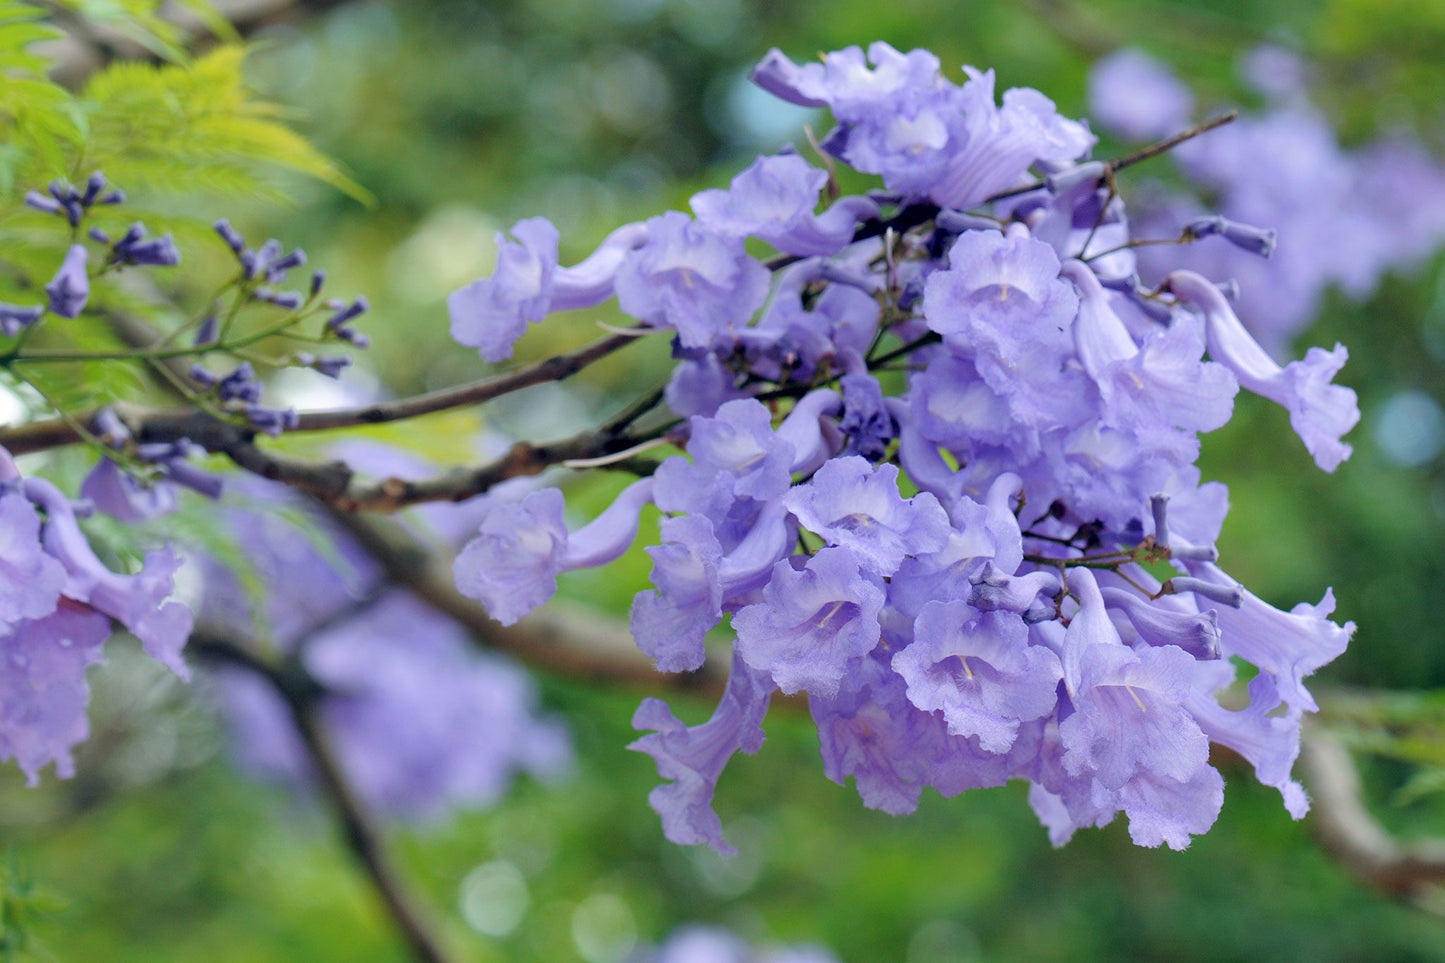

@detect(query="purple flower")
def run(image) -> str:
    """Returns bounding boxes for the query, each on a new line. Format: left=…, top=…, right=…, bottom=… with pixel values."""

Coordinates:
left=630, top=515, right=723, bottom=673
left=907, top=353, right=1020, bottom=452
left=774, top=388, right=845, bottom=476
left=629, top=653, right=774, bottom=854
left=452, top=487, right=568, bottom=625
left=1167, top=269, right=1358, bottom=471
left=733, top=547, right=885, bottom=696
left=0, top=603, right=111, bottom=784
left=45, top=244, right=89, bottom=318
left=1185, top=561, right=1352, bottom=715
left=1240, top=45, right=1310, bottom=102
left=746, top=274, right=882, bottom=384
left=1026, top=722, right=1225, bottom=851
left=235, top=237, right=305, bottom=284
left=664, top=355, right=747, bottom=419
left=447, top=217, right=559, bottom=363
left=1058, top=570, right=1211, bottom=793
left=295, top=352, right=352, bottom=379
left=215, top=362, right=263, bottom=403
left=216, top=592, right=571, bottom=822
left=1186, top=665, right=1309, bottom=818
left=895, top=599, right=1062, bottom=752
left=690, top=152, right=877, bottom=256
left=200, top=472, right=573, bottom=822
left=783, top=456, right=950, bottom=577
left=653, top=399, right=795, bottom=521
left=811, top=651, right=1017, bottom=815
left=886, top=474, right=1028, bottom=621
left=1099, top=587, right=1221, bottom=660
left=324, top=296, right=369, bottom=345
left=1126, top=61, right=1445, bottom=356
left=929, top=69, right=1095, bottom=209
left=454, top=479, right=654, bottom=625
left=1063, top=259, right=1237, bottom=436
left=213, top=218, right=245, bottom=253
left=923, top=227, right=1086, bottom=428
left=1087, top=49, right=1194, bottom=141
left=639, top=926, right=841, bottom=963
left=838, top=373, right=893, bottom=461
left=750, top=43, right=941, bottom=111
left=1113, top=764, right=1226, bottom=850
left=0, top=485, right=67, bottom=631
left=306, top=593, right=571, bottom=821
left=110, top=222, right=181, bottom=267
left=554, top=477, right=655, bottom=570
left=192, top=482, right=379, bottom=648
left=614, top=211, right=770, bottom=349
left=0, top=303, right=43, bottom=336
left=751, top=44, right=1092, bottom=208
left=79, top=457, right=177, bottom=522
left=967, top=563, right=1060, bottom=615
left=1183, top=215, right=1277, bottom=258
left=25, top=478, right=193, bottom=679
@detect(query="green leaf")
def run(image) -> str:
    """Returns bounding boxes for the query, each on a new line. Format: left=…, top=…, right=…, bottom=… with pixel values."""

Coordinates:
left=0, top=4, right=81, bottom=197
left=1393, top=766, right=1445, bottom=807
left=15, top=356, right=147, bottom=412
left=78, top=45, right=373, bottom=205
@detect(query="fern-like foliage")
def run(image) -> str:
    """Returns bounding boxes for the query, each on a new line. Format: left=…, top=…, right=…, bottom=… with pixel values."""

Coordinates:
left=0, top=5, right=371, bottom=443
left=0, top=2, right=82, bottom=198
left=78, top=45, right=372, bottom=204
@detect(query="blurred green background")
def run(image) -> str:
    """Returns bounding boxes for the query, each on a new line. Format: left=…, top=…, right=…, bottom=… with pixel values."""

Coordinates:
left=5, top=0, right=1445, bottom=959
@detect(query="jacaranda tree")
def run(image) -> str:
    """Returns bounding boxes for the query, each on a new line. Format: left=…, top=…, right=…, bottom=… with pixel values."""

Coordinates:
left=3, top=2, right=1445, bottom=960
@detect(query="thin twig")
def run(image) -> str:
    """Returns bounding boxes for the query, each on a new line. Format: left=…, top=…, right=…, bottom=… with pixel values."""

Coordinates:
left=983, top=111, right=1239, bottom=203
left=1112, top=111, right=1239, bottom=173
left=293, top=328, right=650, bottom=431
left=0, top=326, right=651, bottom=455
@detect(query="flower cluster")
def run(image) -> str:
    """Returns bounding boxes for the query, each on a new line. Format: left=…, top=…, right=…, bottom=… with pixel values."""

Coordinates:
left=9, top=172, right=175, bottom=323
left=0, top=445, right=192, bottom=783
left=189, top=219, right=369, bottom=434
left=0, top=174, right=377, bottom=788
left=450, top=42, right=1359, bottom=850
left=1090, top=46, right=1445, bottom=354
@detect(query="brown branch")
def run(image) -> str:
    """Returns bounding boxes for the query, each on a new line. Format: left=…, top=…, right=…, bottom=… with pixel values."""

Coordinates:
left=326, top=509, right=728, bottom=694
left=220, top=372, right=674, bottom=511
left=85, top=308, right=718, bottom=691
left=290, top=703, right=455, bottom=963
left=1301, top=728, right=1445, bottom=912
left=190, top=632, right=457, bottom=963
left=0, top=307, right=664, bottom=512
left=222, top=419, right=654, bottom=512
